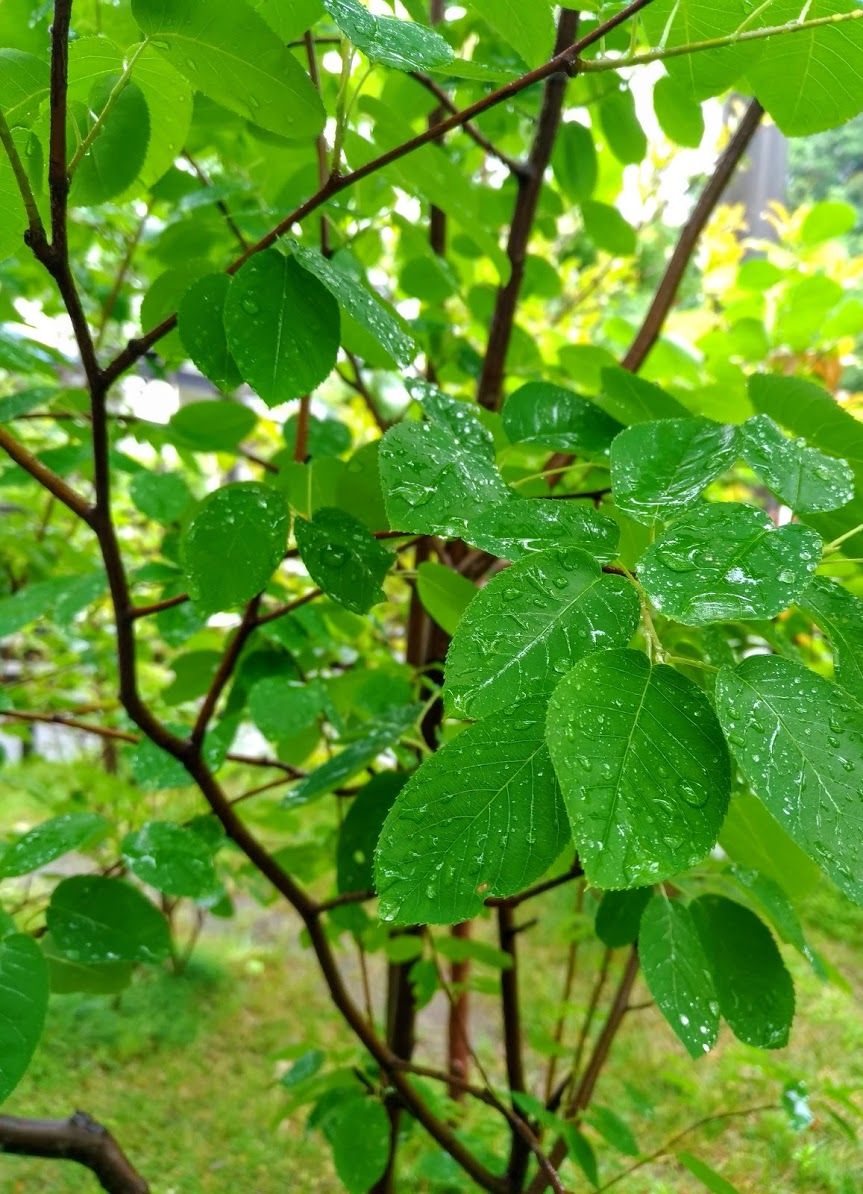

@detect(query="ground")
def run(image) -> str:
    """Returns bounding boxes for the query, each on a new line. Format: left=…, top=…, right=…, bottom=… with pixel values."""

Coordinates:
left=3, top=877, right=862, bottom=1193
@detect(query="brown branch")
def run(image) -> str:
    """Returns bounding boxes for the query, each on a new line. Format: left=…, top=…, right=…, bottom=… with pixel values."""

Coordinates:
left=622, top=99, right=763, bottom=371
left=190, top=595, right=260, bottom=748
left=0, top=709, right=137, bottom=743
left=529, top=947, right=641, bottom=1194
left=100, top=0, right=657, bottom=389
left=497, top=903, right=531, bottom=1190
left=486, top=860, right=583, bottom=908
left=0, top=1110, right=149, bottom=1194
left=477, top=8, right=579, bottom=411
left=410, top=73, right=527, bottom=177
left=47, top=0, right=72, bottom=255
left=0, top=427, right=94, bottom=524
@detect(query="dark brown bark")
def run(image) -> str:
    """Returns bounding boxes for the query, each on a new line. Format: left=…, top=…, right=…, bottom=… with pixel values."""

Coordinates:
left=498, top=904, right=530, bottom=1190
left=477, top=10, right=579, bottom=412
left=0, top=1111, right=149, bottom=1194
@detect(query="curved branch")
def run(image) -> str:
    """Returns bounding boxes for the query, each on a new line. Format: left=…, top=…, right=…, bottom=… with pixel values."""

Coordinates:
left=0, top=1110, right=149, bottom=1194
left=622, top=99, right=763, bottom=371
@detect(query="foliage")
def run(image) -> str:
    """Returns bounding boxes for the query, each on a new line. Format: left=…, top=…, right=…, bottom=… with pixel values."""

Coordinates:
left=1, top=0, right=863, bottom=1191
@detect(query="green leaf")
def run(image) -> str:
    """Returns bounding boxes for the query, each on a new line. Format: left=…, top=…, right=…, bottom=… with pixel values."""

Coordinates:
left=800, top=199, right=857, bottom=244
left=749, top=0, right=863, bottom=135
left=599, top=89, right=647, bottom=165
left=653, top=75, right=705, bottom=147
left=610, top=418, right=740, bottom=524
left=0, top=813, right=108, bottom=879
left=289, top=243, right=416, bottom=367
left=547, top=649, right=730, bottom=888
left=69, top=76, right=150, bottom=205
left=468, top=0, right=554, bottom=66
left=47, top=876, right=172, bottom=964
left=0, top=149, right=27, bottom=263
left=323, top=0, right=453, bottom=71
left=716, top=654, right=863, bottom=905
left=178, top=273, right=243, bottom=391
left=691, top=894, right=795, bottom=1049
left=641, top=0, right=762, bottom=100
left=132, top=45, right=194, bottom=187
left=410, top=381, right=495, bottom=459
left=225, top=250, right=340, bottom=406
left=639, top=503, right=822, bottom=626
left=379, top=418, right=512, bottom=537
left=337, top=772, right=408, bottom=894
left=0, top=935, right=48, bottom=1104
left=552, top=121, right=597, bottom=201
left=256, top=0, right=323, bottom=39
left=130, top=724, right=232, bottom=790
left=0, top=48, right=49, bottom=127
left=288, top=705, right=422, bottom=804
left=800, top=576, right=863, bottom=703
left=249, top=676, right=325, bottom=743
left=464, top=499, right=620, bottom=564
left=729, top=865, right=820, bottom=972
left=595, top=887, right=651, bottom=948
left=43, top=934, right=133, bottom=996
left=445, top=548, right=640, bottom=720
left=581, top=201, right=637, bottom=256
left=167, top=399, right=257, bottom=453
left=295, top=508, right=392, bottom=614
left=416, top=561, right=476, bottom=636
left=719, top=792, right=821, bottom=898
left=122, top=821, right=221, bottom=899
left=181, top=482, right=289, bottom=615
left=131, top=471, right=193, bottom=524
left=639, top=896, right=719, bottom=1059
left=598, top=367, right=690, bottom=424
left=132, top=0, right=325, bottom=137
left=742, top=414, right=853, bottom=513
left=677, top=1152, right=743, bottom=1194
left=748, top=375, right=863, bottom=478
left=502, top=382, right=623, bottom=455
left=375, top=703, right=568, bottom=924
left=585, top=1104, right=639, bottom=1157
left=0, top=386, right=56, bottom=422
left=317, top=1092, right=390, bottom=1194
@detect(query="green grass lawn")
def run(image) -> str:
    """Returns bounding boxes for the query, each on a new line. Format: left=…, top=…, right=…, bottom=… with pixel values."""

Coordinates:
left=2, top=885, right=861, bottom=1193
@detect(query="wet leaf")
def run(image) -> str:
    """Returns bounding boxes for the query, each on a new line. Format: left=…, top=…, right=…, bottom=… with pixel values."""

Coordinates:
left=0, top=813, right=108, bottom=879
left=716, top=654, right=863, bottom=904
left=181, top=482, right=289, bottom=615
left=799, top=576, right=863, bottom=702
left=376, top=703, right=568, bottom=924
left=379, top=418, right=512, bottom=537
left=0, top=935, right=48, bottom=1103
left=503, top=382, right=623, bottom=455
left=610, top=418, right=740, bottom=525
left=122, top=821, right=221, bottom=899
left=47, top=876, right=172, bottom=964
left=639, top=503, right=821, bottom=626
left=295, top=508, right=392, bottom=614
left=639, top=896, right=720, bottom=1059
left=225, top=250, right=340, bottom=406
left=463, top=499, right=620, bottom=563
left=445, top=548, right=640, bottom=720
left=742, top=414, right=853, bottom=513
left=546, top=649, right=730, bottom=888
left=691, top=894, right=795, bottom=1049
